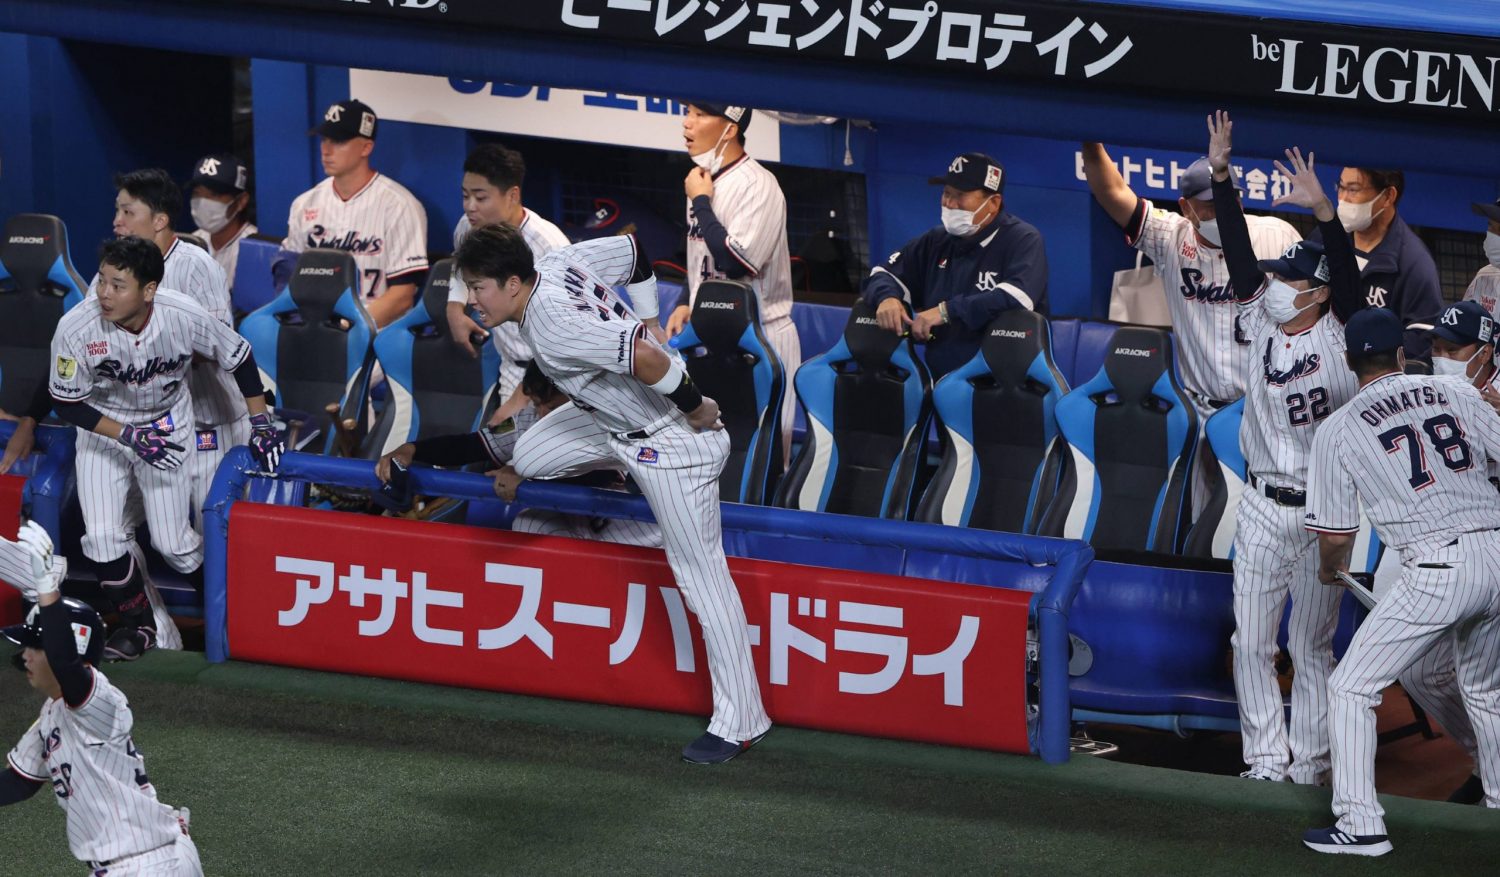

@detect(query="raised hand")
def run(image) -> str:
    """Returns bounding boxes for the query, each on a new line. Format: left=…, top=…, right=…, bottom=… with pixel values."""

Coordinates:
left=1206, top=110, right=1233, bottom=176
left=1271, top=147, right=1332, bottom=219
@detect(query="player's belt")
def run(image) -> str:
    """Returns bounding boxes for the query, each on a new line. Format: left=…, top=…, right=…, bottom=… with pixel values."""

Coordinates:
left=1187, top=389, right=1232, bottom=411
left=1249, top=474, right=1305, bottom=507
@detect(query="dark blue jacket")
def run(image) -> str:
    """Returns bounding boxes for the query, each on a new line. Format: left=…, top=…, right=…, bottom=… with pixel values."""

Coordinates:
left=1311, top=213, right=1442, bottom=361
left=861, top=213, right=1048, bottom=378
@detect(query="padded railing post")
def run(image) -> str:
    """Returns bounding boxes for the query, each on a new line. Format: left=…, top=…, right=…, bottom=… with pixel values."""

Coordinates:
left=203, top=446, right=256, bottom=663
left=1034, top=543, right=1094, bottom=763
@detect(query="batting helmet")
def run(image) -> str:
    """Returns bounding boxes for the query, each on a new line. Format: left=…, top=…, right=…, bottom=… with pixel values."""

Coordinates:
left=3, top=598, right=107, bottom=669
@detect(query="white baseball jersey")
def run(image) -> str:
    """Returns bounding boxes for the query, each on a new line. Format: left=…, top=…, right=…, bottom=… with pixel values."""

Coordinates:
left=283, top=174, right=428, bottom=300
left=1464, top=264, right=1500, bottom=323
left=1307, top=373, right=1500, bottom=559
left=685, top=154, right=793, bottom=326
left=7, top=669, right=186, bottom=864
left=1237, top=292, right=1359, bottom=489
left=520, top=236, right=678, bottom=436
left=1130, top=201, right=1301, bottom=404
left=449, top=210, right=571, bottom=386
left=191, top=222, right=259, bottom=291
left=49, top=289, right=250, bottom=424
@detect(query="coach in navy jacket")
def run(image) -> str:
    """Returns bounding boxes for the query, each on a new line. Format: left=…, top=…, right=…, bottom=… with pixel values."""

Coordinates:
left=862, top=152, right=1048, bottom=378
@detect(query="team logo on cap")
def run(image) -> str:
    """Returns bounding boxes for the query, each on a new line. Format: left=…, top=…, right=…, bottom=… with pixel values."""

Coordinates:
left=199, top=157, right=221, bottom=176
left=1442, top=307, right=1462, bottom=327
left=949, top=156, right=968, bottom=174
left=985, top=165, right=1002, bottom=191
left=325, top=104, right=343, bottom=123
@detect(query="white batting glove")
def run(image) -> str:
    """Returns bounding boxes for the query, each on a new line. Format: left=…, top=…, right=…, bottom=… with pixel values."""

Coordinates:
left=17, top=521, right=58, bottom=596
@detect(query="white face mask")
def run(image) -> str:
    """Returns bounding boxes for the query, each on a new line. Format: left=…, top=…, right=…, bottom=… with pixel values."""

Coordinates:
left=1337, top=192, right=1388, bottom=233
left=1432, top=347, right=1486, bottom=383
left=941, top=197, right=996, bottom=238
left=1264, top=279, right=1320, bottom=325
left=1184, top=202, right=1220, bottom=247
left=690, top=123, right=733, bottom=175
left=191, top=197, right=234, bottom=234
left=1484, top=231, right=1500, bottom=269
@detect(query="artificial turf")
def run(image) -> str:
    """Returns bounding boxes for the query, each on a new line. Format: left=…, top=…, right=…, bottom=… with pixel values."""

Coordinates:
left=2, top=651, right=1497, bottom=876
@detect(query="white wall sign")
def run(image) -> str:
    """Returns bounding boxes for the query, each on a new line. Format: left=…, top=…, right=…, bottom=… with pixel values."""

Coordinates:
left=348, top=69, right=780, bottom=161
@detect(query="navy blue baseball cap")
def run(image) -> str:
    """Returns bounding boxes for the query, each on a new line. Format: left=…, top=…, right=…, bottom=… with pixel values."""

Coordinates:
left=929, top=152, right=1004, bottom=194
left=190, top=154, right=249, bottom=195
left=684, top=102, right=752, bottom=133
left=1346, top=308, right=1404, bottom=355
left=1179, top=157, right=1244, bottom=201
left=313, top=99, right=377, bottom=141
left=1429, top=300, right=1495, bottom=347
left=1258, top=240, right=1330, bottom=285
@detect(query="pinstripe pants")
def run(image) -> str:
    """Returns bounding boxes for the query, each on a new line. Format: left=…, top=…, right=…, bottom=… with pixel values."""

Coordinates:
left=1231, top=486, right=1343, bottom=782
left=512, top=403, right=771, bottom=742
left=1329, top=530, right=1500, bottom=835
left=764, top=316, right=801, bottom=466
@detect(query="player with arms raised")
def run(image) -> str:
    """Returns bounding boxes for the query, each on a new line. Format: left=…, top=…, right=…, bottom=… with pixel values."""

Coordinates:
left=454, top=225, right=771, bottom=764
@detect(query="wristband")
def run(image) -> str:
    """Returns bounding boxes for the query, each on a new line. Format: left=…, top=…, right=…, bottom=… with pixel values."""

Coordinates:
left=626, top=276, right=659, bottom=321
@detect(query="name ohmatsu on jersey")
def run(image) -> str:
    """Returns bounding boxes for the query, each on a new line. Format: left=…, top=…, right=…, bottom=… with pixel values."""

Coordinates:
left=1358, top=384, right=1452, bottom=427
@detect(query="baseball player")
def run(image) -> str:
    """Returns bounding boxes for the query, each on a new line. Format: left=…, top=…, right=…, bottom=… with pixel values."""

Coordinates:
left=375, top=362, right=661, bottom=548
left=1303, top=307, right=1500, bottom=855
left=444, top=143, right=570, bottom=414
left=188, top=153, right=258, bottom=291
left=1463, top=197, right=1500, bottom=322
left=667, top=103, right=800, bottom=460
left=1206, top=115, right=1365, bottom=786
left=92, top=168, right=250, bottom=521
left=454, top=224, right=770, bottom=763
left=275, top=99, right=428, bottom=328
left=1, top=523, right=202, bottom=875
left=52, top=237, right=284, bottom=661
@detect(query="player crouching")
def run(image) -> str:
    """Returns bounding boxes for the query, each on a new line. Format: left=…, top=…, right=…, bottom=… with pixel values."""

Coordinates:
left=2, top=523, right=203, bottom=875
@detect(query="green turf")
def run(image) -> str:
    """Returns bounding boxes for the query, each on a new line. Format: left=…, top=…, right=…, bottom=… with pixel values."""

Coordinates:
left=2, top=652, right=1497, bottom=876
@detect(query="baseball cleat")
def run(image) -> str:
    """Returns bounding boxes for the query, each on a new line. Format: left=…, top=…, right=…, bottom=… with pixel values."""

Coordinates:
left=1302, top=826, right=1392, bottom=856
left=1447, top=773, right=1485, bottom=805
left=104, top=627, right=157, bottom=662
left=681, top=730, right=768, bottom=765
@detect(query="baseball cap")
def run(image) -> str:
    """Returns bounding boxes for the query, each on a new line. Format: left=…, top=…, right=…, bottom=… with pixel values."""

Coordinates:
left=1429, top=300, right=1495, bottom=347
left=1345, top=308, right=1404, bottom=355
left=190, top=154, right=249, bottom=195
left=1473, top=197, right=1500, bottom=223
left=684, top=102, right=753, bottom=133
left=929, top=153, right=1004, bottom=194
left=1257, top=240, right=1329, bottom=285
left=313, top=99, right=378, bottom=141
left=3, top=598, right=107, bottom=668
left=1179, top=157, right=1244, bottom=201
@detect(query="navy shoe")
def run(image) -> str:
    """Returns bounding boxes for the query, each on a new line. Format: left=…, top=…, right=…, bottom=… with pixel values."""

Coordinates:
left=1447, top=773, right=1484, bottom=805
left=1302, top=826, right=1392, bottom=856
left=681, top=730, right=768, bottom=765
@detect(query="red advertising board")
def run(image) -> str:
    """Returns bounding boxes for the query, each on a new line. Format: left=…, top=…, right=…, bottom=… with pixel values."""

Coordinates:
left=227, top=504, right=1033, bottom=753
left=0, top=474, right=24, bottom=625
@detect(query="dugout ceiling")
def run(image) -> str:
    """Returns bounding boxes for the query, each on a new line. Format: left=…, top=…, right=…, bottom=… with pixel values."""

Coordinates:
left=2, top=0, right=1499, bottom=177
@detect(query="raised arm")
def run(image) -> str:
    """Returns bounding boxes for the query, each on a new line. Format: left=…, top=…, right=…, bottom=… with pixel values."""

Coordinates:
left=1205, top=111, right=1263, bottom=303
left=1080, top=142, right=1142, bottom=229
left=1273, top=147, right=1362, bottom=323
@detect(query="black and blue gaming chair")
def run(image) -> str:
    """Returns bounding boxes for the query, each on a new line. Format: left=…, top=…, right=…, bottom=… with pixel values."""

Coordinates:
left=365, top=259, right=502, bottom=458
left=671, top=280, right=785, bottom=505
left=1183, top=398, right=1246, bottom=559
left=0, top=214, right=87, bottom=413
left=915, top=310, right=1070, bottom=533
left=1038, top=326, right=1197, bottom=553
left=238, top=249, right=376, bottom=455
left=774, top=301, right=932, bottom=519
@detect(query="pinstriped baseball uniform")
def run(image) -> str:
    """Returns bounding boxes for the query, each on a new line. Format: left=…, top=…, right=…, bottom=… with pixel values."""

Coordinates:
left=1463, top=265, right=1500, bottom=322
left=190, top=222, right=258, bottom=291
left=514, top=236, right=770, bottom=743
left=1129, top=202, right=1302, bottom=408
left=686, top=154, right=801, bottom=448
left=448, top=210, right=571, bottom=402
left=283, top=174, right=428, bottom=301
left=1231, top=289, right=1360, bottom=783
left=8, top=668, right=201, bottom=872
left=51, top=290, right=251, bottom=574
left=1307, top=373, right=1500, bottom=835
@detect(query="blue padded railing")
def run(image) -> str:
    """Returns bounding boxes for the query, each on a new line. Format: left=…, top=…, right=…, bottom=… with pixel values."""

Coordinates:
left=0, top=420, right=76, bottom=542
left=203, top=449, right=1093, bottom=763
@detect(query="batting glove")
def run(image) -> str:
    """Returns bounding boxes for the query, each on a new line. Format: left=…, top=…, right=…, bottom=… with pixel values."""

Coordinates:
left=16, top=521, right=57, bottom=596
left=248, top=413, right=285, bottom=473
left=119, top=423, right=185, bottom=470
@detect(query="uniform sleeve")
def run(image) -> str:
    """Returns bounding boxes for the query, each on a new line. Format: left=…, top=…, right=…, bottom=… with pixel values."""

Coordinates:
left=66, top=674, right=129, bottom=744
left=1211, top=176, right=1265, bottom=306
left=281, top=194, right=308, bottom=254
left=563, top=236, right=641, bottom=288
left=190, top=255, right=234, bottom=325
left=861, top=233, right=931, bottom=310
left=1455, top=381, right=1500, bottom=468
left=1127, top=199, right=1181, bottom=267
left=1319, top=216, right=1365, bottom=325
left=188, top=305, right=252, bottom=372
left=534, top=299, right=643, bottom=377
left=47, top=327, right=92, bottom=404
left=6, top=721, right=46, bottom=782
left=944, top=225, right=1047, bottom=327
left=705, top=177, right=788, bottom=279
left=1304, top=425, right=1360, bottom=533
left=383, top=195, right=429, bottom=287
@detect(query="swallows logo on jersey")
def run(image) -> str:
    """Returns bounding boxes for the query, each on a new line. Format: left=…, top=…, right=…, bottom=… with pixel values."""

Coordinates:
left=1178, top=268, right=1234, bottom=304
left=1262, top=336, right=1322, bottom=387
left=95, top=354, right=191, bottom=387
left=306, top=227, right=384, bottom=255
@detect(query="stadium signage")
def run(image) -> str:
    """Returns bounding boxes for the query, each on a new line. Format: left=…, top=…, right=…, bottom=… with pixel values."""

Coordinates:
left=225, top=503, right=1034, bottom=753
left=231, top=0, right=1500, bottom=120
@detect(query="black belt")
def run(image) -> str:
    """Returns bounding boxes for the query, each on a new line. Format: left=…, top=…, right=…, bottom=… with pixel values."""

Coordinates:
left=1250, top=474, right=1305, bottom=507
left=572, top=400, right=651, bottom=441
left=1205, top=398, right=1231, bottom=410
